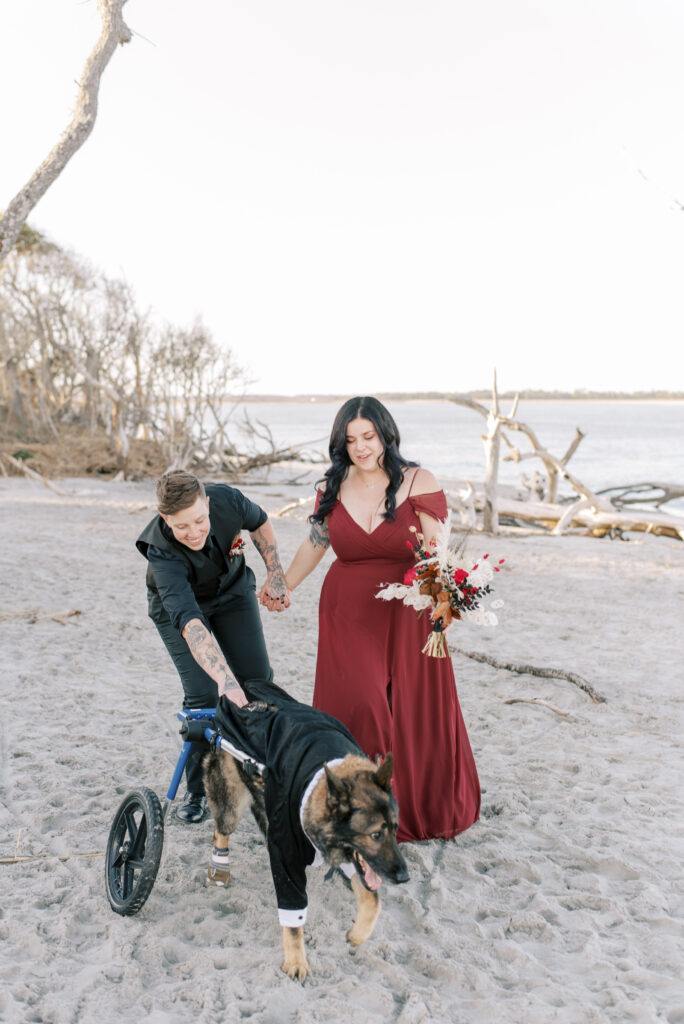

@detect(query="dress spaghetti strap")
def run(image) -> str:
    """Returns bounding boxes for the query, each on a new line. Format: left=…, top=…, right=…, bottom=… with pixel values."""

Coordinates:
left=407, top=467, right=422, bottom=497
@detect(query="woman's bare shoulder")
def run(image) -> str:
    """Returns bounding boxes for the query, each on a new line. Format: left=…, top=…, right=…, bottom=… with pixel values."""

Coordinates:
left=408, top=467, right=441, bottom=496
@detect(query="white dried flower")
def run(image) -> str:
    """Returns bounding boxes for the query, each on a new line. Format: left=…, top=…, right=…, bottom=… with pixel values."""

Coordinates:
left=465, top=608, right=498, bottom=627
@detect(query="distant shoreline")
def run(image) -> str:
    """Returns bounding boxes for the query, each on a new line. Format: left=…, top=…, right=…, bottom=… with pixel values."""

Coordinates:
left=242, top=391, right=684, bottom=403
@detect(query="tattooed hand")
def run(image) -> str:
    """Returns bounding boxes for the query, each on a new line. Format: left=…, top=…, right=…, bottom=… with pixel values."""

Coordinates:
left=220, top=679, right=249, bottom=707
left=258, top=571, right=291, bottom=612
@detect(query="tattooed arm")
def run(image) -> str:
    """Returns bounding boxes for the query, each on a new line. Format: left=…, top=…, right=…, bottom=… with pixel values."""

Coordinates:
left=283, top=517, right=330, bottom=592
left=181, top=619, right=248, bottom=706
left=250, top=518, right=291, bottom=612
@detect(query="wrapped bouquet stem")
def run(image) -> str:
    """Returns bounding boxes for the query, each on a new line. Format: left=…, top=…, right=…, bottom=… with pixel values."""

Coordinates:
left=376, top=520, right=505, bottom=658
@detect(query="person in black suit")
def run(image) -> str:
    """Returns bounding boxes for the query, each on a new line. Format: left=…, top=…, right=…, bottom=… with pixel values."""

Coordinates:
left=136, top=470, right=289, bottom=821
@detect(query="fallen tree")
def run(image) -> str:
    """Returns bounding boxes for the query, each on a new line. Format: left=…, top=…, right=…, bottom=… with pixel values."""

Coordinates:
left=449, top=376, right=684, bottom=541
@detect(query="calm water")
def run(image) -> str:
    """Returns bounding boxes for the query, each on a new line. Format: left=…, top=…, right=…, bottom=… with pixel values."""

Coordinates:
left=236, top=399, right=684, bottom=512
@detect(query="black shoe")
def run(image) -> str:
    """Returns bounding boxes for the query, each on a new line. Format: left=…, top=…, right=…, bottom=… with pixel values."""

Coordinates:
left=176, top=793, right=208, bottom=824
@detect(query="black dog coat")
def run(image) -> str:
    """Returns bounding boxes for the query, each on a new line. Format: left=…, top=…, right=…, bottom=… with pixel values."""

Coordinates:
left=214, top=681, right=363, bottom=926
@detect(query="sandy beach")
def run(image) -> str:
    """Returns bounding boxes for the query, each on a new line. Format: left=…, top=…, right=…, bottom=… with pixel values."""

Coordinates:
left=1, top=469, right=683, bottom=1024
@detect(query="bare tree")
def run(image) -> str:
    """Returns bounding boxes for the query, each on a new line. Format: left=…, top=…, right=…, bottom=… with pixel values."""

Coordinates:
left=0, top=0, right=132, bottom=263
left=449, top=378, right=683, bottom=541
left=145, top=322, right=248, bottom=471
left=1, top=229, right=323, bottom=480
left=0, top=230, right=155, bottom=474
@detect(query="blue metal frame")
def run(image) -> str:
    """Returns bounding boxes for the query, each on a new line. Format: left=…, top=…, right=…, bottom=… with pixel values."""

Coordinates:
left=163, top=707, right=265, bottom=811
left=165, top=709, right=218, bottom=801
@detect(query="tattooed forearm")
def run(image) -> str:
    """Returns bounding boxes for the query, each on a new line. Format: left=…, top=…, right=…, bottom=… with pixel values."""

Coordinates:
left=308, top=518, right=330, bottom=551
left=182, top=619, right=244, bottom=700
left=251, top=520, right=289, bottom=604
left=251, top=522, right=285, bottom=574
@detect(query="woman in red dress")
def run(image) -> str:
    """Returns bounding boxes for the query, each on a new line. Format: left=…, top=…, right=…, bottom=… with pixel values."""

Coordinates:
left=283, top=397, right=480, bottom=842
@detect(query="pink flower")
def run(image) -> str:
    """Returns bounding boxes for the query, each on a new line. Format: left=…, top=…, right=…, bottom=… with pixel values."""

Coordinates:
left=403, top=567, right=417, bottom=585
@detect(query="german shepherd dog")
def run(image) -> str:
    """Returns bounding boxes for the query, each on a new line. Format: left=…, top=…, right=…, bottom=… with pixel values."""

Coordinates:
left=202, top=683, right=409, bottom=980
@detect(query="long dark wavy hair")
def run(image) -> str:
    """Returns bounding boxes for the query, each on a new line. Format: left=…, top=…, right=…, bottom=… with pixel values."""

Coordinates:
left=310, top=396, right=418, bottom=524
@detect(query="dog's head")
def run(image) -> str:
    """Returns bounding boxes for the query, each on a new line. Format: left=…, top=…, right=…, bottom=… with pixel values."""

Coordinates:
left=309, top=752, right=409, bottom=890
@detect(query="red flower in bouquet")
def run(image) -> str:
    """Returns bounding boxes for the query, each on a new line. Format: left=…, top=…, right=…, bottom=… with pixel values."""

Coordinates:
left=376, top=523, right=505, bottom=658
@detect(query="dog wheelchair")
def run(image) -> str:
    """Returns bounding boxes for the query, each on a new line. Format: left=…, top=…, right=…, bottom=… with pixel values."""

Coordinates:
left=104, top=708, right=261, bottom=916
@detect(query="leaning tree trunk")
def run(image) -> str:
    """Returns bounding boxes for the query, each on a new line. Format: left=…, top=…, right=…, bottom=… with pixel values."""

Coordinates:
left=0, top=1, right=132, bottom=263
left=451, top=372, right=523, bottom=535
left=482, top=406, right=501, bottom=534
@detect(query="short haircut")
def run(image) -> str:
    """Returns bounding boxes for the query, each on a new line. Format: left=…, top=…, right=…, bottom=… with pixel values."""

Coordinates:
left=156, top=470, right=206, bottom=516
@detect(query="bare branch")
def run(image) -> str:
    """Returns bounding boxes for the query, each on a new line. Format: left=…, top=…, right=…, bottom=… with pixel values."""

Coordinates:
left=503, top=697, right=573, bottom=718
left=449, top=395, right=488, bottom=418
left=0, top=1, right=132, bottom=262
left=274, top=495, right=316, bottom=518
left=595, top=481, right=684, bottom=509
left=0, top=453, right=70, bottom=495
left=504, top=435, right=609, bottom=510
left=449, top=645, right=607, bottom=703
left=560, top=427, right=586, bottom=466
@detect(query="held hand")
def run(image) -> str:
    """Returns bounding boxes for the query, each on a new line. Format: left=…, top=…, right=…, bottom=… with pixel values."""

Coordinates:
left=258, top=573, right=291, bottom=612
left=261, top=589, right=292, bottom=612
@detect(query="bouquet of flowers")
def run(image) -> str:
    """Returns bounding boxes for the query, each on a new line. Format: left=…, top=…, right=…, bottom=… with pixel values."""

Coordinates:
left=375, top=521, right=505, bottom=657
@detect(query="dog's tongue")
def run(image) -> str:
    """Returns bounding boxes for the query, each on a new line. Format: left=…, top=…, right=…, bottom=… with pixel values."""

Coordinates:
left=364, top=862, right=382, bottom=891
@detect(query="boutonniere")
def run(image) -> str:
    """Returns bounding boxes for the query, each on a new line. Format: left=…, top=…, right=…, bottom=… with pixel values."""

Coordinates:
left=228, top=535, right=245, bottom=558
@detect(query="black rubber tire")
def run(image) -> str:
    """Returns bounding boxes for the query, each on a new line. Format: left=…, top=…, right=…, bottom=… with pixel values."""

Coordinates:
left=105, top=787, right=164, bottom=916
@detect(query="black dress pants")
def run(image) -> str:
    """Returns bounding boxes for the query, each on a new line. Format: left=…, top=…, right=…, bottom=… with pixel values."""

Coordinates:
left=152, top=589, right=272, bottom=794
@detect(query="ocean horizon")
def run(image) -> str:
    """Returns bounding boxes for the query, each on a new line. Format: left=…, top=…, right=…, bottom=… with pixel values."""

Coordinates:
left=231, top=398, right=684, bottom=514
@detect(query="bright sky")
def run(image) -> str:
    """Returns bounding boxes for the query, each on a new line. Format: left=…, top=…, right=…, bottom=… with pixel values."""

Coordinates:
left=2, top=1, right=684, bottom=396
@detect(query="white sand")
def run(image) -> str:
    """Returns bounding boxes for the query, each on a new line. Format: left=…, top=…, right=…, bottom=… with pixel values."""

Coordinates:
left=1, top=471, right=683, bottom=1024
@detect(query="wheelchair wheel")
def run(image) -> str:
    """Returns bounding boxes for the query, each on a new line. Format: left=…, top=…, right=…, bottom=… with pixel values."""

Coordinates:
left=105, top=787, right=164, bottom=916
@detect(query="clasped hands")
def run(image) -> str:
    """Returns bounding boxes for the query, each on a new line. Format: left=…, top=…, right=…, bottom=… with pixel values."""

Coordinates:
left=257, top=572, right=292, bottom=613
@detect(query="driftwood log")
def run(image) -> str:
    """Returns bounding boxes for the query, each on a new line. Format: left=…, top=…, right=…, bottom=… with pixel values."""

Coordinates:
left=0, top=609, right=81, bottom=625
left=450, top=378, right=684, bottom=542
left=0, top=453, right=70, bottom=495
left=445, top=489, right=684, bottom=541
left=450, top=645, right=607, bottom=703
left=503, top=697, right=573, bottom=718
left=595, top=482, right=684, bottom=509
left=497, top=495, right=684, bottom=541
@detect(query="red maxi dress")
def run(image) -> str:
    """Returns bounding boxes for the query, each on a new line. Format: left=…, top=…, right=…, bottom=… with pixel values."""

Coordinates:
left=312, top=489, right=481, bottom=843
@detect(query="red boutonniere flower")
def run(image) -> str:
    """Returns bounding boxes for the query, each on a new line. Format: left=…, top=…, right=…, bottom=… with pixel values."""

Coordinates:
left=228, top=535, right=245, bottom=558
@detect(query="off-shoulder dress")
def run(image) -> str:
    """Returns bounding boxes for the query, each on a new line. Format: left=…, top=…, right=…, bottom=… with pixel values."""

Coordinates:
left=312, top=487, right=480, bottom=842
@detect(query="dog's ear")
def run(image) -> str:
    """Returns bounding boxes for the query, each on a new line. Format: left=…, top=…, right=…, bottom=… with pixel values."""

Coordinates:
left=324, top=764, right=351, bottom=814
left=373, top=752, right=394, bottom=791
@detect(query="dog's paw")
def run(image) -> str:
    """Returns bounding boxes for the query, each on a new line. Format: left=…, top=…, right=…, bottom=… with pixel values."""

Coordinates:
left=281, top=957, right=311, bottom=982
left=346, top=924, right=368, bottom=947
left=205, top=864, right=231, bottom=887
